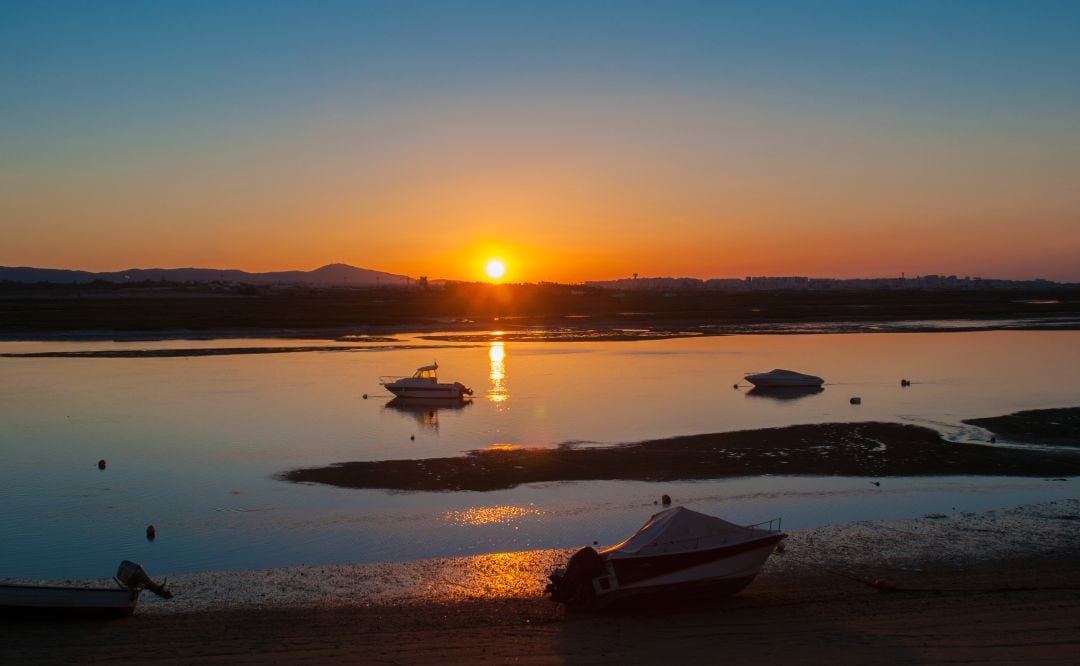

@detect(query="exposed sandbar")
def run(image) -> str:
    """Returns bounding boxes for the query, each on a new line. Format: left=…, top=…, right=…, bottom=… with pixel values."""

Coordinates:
left=964, top=407, right=1080, bottom=447
left=0, top=342, right=485, bottom=359
left=282, top=416, right=1080, bottom=492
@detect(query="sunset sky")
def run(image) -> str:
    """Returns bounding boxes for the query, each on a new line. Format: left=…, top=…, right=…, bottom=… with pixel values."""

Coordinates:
left=3, top=1, right=1079, bottom=283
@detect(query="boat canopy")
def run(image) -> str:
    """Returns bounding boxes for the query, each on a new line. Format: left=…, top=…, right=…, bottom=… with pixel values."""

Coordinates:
left=413, top=364, right=438, bottom=378
left=601, top=507, right=769, bottom=559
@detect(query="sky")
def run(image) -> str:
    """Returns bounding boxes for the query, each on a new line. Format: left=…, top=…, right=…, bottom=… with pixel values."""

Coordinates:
left=2, top=1, right=1080, bottom=283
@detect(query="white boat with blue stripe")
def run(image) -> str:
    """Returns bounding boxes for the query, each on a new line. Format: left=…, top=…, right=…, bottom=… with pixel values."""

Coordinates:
left=380, top=363, right=473, bottom=401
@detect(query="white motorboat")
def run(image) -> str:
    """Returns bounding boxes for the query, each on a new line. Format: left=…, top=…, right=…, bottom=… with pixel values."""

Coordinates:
left=744, top=368, right=824, bottom=388
left=380, top=363, right=473, bottom=400
left=0, top=560, right=171, bottom=618
left=545, top=507, right=785, bottom=609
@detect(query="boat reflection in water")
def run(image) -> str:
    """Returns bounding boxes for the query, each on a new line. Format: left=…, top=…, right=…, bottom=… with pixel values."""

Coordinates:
left=745, top=386, right=825, bottom=402
left=385, top=397, right=472, bottom=430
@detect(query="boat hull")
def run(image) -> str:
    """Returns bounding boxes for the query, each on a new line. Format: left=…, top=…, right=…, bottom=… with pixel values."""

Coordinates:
left=590, top=572, right=762, bottom=610
left=744, top=371, right=823, bottom=388
left=385, top=385, right=468, bottom=400
left=0, top=584, right=139, bottom=618
left=594, top=534, right=784, bottom=608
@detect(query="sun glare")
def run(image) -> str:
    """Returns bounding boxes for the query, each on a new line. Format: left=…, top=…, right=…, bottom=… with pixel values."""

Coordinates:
left=485, top=258, right=507, bottom=281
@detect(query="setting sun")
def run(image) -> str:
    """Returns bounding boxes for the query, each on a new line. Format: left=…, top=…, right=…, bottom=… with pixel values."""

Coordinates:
left=485, top=259, right=507, bottom=281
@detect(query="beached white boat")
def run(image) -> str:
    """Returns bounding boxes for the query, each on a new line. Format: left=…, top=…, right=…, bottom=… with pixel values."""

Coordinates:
left=545, top=507, right=785, bottom=609
left=0, top=560, right=171, bottom=618
left=380, top=363, right=473, bottom=400
left=744, top=368, right=824, bottom=388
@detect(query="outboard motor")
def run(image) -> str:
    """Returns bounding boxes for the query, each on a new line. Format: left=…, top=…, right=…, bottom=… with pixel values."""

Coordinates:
left=117, top=560, right=173, bottom=599
left=544, top=546, right=605, bottom=606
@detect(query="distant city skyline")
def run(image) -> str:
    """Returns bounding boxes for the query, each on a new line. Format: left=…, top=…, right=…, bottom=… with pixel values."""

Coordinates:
left=3, top=1, right=1080, bottom=282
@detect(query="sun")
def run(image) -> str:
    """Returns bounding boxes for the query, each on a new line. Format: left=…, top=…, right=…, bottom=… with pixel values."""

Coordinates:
left=485, top=258, right=507, bottom=281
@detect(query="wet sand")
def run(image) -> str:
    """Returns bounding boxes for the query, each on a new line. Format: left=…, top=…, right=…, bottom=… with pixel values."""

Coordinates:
left=283, top=415, right=1080, bottom=491
left=2, top=499, right=1078, bottom=664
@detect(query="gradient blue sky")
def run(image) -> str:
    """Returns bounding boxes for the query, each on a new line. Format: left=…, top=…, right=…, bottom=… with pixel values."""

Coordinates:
left=3, top=1, right=1079, bottom=281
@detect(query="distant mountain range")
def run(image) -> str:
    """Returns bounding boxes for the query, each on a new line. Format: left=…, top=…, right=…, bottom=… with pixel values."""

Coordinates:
left=0, top=263, right=413, bottom=287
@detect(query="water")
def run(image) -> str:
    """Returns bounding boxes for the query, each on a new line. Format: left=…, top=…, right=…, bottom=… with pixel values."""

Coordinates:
left=2, top=330, right=1078, bottom=578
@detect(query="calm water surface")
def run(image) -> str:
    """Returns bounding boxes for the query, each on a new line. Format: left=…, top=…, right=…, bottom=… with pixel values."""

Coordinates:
left=2, top=330, right=1078, bottom=578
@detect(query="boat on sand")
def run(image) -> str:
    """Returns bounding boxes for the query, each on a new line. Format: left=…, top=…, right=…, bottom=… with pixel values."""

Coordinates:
left=380, top=363, right=473, bottom=400
left=0, top=560, right=172, bottom=618
left=744, top=368, right=824, bottom=388
left=545, top=507, right=785, bottom=610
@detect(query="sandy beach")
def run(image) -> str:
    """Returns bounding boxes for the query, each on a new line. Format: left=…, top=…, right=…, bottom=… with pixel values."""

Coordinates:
left=3, top=498, right=1078, bottom=664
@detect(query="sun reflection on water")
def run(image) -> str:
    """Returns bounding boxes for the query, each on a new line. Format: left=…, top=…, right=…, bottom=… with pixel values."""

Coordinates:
left=488, top=339, right=508, bottom=405
left=443, top=504, right=544, bottom=526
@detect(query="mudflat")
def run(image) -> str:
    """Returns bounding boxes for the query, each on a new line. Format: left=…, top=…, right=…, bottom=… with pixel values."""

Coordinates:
left=283, top=414, right=1080, bottom=491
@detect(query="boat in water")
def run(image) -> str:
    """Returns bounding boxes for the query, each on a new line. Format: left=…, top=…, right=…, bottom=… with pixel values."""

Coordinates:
left=380, top=363, right=473, bottom=401
left=744, top=368, right=824, bottom=388
left=544, top=506, right=785, bottom=610
left=0, top=560, right=172, bottom=618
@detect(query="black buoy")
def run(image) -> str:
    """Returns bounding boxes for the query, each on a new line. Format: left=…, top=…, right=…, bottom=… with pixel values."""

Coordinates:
left=410, top=434, right=415, bottom=440
left=97, top=459, right=107, bottom=470
left=146, top=524, right=156, bottom=541
left=850, top=396, right=862, bottom=405
left=900, top=379, right=911, bottom=387
left=733, top=383, right=738, bottom=389
left=362, top=394, right=368, bottom=400
left=661, top=494, right=671, bottom=506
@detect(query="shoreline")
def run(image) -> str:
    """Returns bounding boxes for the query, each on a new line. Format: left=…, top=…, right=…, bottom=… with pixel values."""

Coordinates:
left=3, top=499, right=1078, bottom=663
left=128, top=497, right=1080, bottom=614
left=2, top=314, right=1080, bottom=345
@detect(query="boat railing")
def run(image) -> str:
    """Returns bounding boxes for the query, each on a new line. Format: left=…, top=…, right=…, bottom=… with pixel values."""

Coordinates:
left=746, top=517, right=783, bottom=534
left=379, top=375, right=405, bottom=385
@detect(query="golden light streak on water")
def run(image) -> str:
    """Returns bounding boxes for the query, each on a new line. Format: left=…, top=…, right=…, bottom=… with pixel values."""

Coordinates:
left=488, top=339, right=508, bottom=404
left=443, top=505, right=544, bottom=526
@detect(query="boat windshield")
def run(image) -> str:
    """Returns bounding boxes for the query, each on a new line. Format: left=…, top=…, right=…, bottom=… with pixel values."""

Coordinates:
left=413, top=365, right=438, bottom=380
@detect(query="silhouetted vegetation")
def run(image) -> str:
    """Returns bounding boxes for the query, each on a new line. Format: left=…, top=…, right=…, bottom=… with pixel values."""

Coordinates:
left=2, top=280, right=1079, bottom=334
